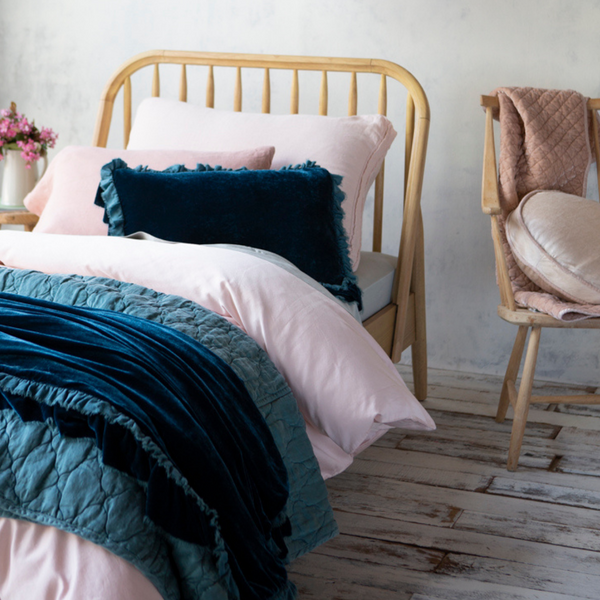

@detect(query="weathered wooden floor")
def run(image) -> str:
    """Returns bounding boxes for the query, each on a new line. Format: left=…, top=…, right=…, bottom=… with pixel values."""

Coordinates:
left=289, top=366, right=600, bottom=599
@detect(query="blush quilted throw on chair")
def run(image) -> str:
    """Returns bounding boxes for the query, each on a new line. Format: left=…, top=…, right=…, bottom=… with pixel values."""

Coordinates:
left=490, top=86, right=600, bottom=321
left=491, top=87, right=593, bottom=213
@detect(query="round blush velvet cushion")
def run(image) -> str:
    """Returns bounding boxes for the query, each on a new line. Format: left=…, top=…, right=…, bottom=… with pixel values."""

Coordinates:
left=505, top=190, right=600, bottom=304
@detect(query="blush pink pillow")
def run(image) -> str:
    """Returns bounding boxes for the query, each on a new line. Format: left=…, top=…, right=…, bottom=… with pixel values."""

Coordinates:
left=127, top=98, right=397, bottom=269
left=25, top=145, right=275, bottom=235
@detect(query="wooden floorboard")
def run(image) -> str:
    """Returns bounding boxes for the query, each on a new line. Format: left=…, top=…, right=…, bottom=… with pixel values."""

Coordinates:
left=288, top=366, right=600, bottom=599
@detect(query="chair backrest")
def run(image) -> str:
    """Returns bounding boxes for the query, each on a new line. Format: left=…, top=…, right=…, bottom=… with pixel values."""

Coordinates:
left=480, top=93, right=600, bottom=310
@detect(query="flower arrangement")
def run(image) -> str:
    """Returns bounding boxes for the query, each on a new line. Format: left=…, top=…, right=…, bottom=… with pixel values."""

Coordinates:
left=0, top=102, right=57, bottom=168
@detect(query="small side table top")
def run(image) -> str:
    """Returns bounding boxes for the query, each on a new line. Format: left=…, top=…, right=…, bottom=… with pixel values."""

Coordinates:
left=0, top=207, right=39, bottom=232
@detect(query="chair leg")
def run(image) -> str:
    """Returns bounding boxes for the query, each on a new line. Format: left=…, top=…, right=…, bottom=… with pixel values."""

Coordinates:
left=411, top=219, right=427, bottom=401
left=496, top=326, right=528, bottom=423
left=507, top=326, right=541, bottom=471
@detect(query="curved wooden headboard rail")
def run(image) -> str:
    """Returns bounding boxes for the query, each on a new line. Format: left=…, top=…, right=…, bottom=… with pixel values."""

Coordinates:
left=93, top=51, right=430, bottom=144
left=92, top=50, right=430, bottom=378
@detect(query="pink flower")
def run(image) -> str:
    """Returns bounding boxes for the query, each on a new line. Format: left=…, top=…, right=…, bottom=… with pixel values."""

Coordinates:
left=17, top=118, right=33, bottom=135
left=16, top=138, right=42, bottom=166
left=0, top=103, right=58, bottom=166
left=39, top=127, right=57, bottom=145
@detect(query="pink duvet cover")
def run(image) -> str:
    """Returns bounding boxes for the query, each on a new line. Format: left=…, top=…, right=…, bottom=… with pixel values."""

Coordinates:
left=0, top=231, right=434, bottom=599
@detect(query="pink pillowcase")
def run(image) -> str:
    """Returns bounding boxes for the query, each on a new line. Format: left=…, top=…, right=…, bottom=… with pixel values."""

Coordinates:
left=127, top=99, right=397, bottom=269
left=25, top=145, right=275, bottom=235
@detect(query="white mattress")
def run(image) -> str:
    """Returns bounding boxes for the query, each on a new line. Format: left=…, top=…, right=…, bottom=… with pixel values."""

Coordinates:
left=356, top=251, right=397, bottom=320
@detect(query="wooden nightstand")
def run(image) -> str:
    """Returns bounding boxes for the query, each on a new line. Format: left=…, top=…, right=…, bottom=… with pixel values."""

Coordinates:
left=0, top=208, right=39, bottom=232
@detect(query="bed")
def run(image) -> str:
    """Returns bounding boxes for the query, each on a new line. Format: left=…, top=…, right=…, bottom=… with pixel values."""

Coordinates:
left=0, top=50, right=433, bottom=600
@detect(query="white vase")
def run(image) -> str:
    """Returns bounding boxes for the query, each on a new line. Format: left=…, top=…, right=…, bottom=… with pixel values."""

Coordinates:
left=0, top=149, right=47, bottom=207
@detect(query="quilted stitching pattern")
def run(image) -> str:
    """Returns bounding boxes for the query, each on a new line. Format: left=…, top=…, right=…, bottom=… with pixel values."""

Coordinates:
left=0, top=267, right=337, bottom=599
left=493, top=87, right=592, bottom=212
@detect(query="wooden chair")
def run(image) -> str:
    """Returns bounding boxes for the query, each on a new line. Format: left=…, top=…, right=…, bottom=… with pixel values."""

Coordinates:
left=91, top=50, right=431, bottom=399
left=481, top=94, right=600, bottom=470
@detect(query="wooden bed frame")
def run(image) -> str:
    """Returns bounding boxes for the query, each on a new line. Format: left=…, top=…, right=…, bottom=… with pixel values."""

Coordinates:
left=91, top=50, right=430, bottom=399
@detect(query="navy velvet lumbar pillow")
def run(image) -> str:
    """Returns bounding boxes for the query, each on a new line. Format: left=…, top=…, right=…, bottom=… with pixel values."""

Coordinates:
left=95, top=159, right=361, bottom=306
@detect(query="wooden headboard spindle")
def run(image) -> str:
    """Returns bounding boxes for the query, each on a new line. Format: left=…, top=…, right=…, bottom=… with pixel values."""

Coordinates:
left=348, top=72, right=357, bottom=116
left=152, top=65, right=160, bottom=97
left=319, top=71, right=328, bottom=116
left=262, top=68, right=270, bottom=114
left=290, top=70, right=299, bottom=115
left=234, top=68, right=242, bottom=112
left=179, top=65, right=187, bottom=102
left=123, top=77, right=132, bottom=148
left=206, top=66, right=215, bottom=108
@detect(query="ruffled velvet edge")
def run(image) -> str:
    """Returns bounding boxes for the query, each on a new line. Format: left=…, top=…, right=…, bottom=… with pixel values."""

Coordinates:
left=282, top=162, right=362, bottom=309
left=95, top=159, right=245, bottom=237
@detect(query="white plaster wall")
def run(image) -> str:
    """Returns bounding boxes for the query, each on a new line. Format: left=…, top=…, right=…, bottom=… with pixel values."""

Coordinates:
left=2, top=0, right=600, bottom=384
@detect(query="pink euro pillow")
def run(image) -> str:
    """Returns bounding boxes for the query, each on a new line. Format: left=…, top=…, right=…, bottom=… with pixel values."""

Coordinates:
left=126, top=99, right=397, bottom=269
left=25, top=145, right=275, bottom=235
